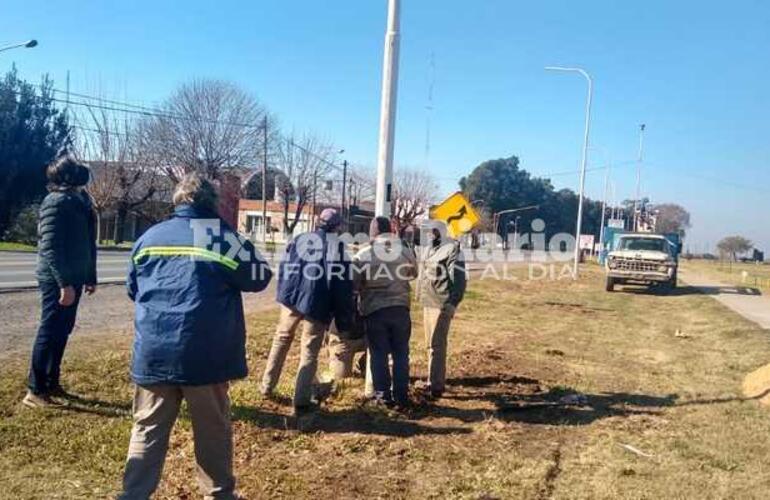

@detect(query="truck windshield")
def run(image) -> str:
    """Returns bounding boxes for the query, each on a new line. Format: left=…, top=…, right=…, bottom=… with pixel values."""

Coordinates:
left=618, top=238, right=667, bottom=252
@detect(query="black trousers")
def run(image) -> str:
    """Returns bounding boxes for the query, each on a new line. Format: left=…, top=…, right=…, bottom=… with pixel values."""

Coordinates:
left=28, top=281, right=82, bottom=394
left=365, top=306, right=411, bottom=404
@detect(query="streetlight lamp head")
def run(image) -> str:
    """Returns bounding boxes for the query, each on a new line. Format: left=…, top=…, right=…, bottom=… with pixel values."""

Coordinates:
left=24, top=40, right=38, bottom=48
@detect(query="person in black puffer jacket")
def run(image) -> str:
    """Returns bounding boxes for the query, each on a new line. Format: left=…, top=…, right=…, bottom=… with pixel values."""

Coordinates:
left=24, top=156, right=97, bottom=408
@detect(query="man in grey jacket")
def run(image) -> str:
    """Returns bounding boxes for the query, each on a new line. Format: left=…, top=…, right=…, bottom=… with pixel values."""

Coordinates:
left=419, top=225, right=467, bottom=399
left=354, top=217, right=417, bottom=407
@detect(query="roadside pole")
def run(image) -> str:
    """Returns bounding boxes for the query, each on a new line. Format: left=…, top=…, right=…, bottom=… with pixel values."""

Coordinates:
left=545, top=66, right=594, bottom=278
left=311, top=169, right=318, bottom=231
left=634, top=124, right=646, bottom=231
left=341, top=160, right=348, bottom=223
left=262, top=117, right=269, bottom=243
left=599, top=156, right=612, bottom=257
left=375, top=0, right=401, bottom=217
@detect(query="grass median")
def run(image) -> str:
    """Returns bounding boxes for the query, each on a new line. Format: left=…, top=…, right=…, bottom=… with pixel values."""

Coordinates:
left=2, top=265, right=770, bottom=499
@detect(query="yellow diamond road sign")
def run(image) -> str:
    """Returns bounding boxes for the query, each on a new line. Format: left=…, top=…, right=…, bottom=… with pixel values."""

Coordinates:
left=430, top=192, right=481, bottom=238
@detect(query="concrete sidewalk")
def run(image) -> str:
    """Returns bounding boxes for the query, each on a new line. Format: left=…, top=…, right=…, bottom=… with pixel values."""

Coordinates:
left=679, top=268, right=770, bottom=329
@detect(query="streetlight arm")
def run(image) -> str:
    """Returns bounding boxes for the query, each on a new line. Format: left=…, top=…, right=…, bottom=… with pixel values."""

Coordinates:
left=545, top=66, right=592, bottom=86
left=0, top=39, right=38, bottom=54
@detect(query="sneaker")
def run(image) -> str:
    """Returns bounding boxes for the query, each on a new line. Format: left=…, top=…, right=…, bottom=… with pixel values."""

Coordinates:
left=22, top=391, right=60, bottom=409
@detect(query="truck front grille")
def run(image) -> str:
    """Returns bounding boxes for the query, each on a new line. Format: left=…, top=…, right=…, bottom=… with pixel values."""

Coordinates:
left=615, top=259, right=660, bottom=272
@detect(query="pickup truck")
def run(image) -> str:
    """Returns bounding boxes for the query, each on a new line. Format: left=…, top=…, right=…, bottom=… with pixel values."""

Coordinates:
left=605, top=233, right=679, bottom=292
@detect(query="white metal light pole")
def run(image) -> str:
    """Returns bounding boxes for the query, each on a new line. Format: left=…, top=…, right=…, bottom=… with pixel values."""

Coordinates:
left=375, top=0, right=401, bottom=217
left=0, top=39, right=37, bottom=54
left=546, top=66, right=593, bottom=278
left=633, top=123, right=646, bottom=231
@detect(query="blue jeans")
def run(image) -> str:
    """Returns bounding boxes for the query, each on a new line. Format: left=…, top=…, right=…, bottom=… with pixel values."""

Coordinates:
left=28, top=281, right=82, bottom=394
left=365, top=306, right=411, bottom=405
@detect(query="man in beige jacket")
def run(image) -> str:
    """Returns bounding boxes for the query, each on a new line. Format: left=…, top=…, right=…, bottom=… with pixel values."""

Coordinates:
left=354, top=217, right=417, bottom=406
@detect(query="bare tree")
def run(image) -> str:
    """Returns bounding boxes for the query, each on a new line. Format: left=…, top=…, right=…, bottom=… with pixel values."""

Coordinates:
left=136, top=79, right=268, bottom=181
left=391, top=167, right=438, bottom=234
left=75, top=106, right=162, bottom=243
left=275, top=132, right=335, bottom=236
left=348, top=166, right=376, bottom=207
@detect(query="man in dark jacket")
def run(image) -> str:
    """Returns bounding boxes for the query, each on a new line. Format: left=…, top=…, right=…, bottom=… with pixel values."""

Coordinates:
left=24, top=156, right=97, bottom=408
left=260, top=208, right=354, bottom=415
left=118, top=173, right=272, bottom=500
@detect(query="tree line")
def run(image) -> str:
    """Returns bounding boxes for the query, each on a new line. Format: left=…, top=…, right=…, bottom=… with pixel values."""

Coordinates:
left=460, top=155, right=692, bottom=242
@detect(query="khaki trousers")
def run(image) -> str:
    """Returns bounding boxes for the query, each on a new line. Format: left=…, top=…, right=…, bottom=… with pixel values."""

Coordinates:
left=423, top=305, right=456, bottom=392
left=327, top=331, right=367, bottom=380
left=119, top=383, right=235, bottom=500
left=261, top=305, right=327, bottom=407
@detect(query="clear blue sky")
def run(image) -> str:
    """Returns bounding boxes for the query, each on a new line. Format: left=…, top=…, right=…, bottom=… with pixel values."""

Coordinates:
left=3, top=0, right=769, bottom=251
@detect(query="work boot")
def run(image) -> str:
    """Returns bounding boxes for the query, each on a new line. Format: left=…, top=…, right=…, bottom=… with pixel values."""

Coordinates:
left=294, top=403, right=320, bottom=432
left=49, top=385, right=75, bottom=399
left=22, top=391, right=60, bottom=409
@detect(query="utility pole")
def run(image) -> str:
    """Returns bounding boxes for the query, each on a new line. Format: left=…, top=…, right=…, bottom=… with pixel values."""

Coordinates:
left=634, top=124, right=646, bottom=232
left=424, top=52, right=435, bottom=171
left=375, top=0, right=401, bottom=217
left=261, top=117, right=269, bottom=242
left=341, top=160, right=348, bottom=225
left=311, top=169, right=318, bottom=231
left=599, top=156, right=612, bottom=256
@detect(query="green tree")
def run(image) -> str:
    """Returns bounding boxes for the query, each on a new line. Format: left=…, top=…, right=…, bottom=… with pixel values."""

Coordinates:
left=0, top=67, right=71, bottom=235
left=460, top=155, right=603, bottom=239
left=3, top=203, right=39, bottom=245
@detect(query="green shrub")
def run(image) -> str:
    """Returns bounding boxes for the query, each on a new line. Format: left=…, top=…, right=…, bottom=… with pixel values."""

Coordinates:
left=3, top=204, right=39, bottom=246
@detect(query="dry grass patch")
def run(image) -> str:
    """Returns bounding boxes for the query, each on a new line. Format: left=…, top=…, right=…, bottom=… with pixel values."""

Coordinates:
left=1, top=265, right=770, bottom=498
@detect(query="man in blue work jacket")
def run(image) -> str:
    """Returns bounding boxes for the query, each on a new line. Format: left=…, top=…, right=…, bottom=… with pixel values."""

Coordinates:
left=118, top=172, right=272, bottom=500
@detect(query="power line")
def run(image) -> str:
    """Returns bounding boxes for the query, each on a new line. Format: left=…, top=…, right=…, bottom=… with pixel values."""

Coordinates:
left=32, top=87, right=770, bottom=196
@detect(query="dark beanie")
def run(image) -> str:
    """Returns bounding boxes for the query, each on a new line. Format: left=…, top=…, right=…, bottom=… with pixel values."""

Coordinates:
left=369, top=216, right=391, bottom=238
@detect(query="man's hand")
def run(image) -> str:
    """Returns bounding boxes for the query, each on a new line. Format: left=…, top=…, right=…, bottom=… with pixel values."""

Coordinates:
left=85, top=284, right=97, bottom=296
left=59, top=286, right=77, bottom=306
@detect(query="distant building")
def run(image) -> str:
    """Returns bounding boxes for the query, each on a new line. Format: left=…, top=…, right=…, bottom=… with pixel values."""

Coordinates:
left=237, top=199, right=375, bottom=243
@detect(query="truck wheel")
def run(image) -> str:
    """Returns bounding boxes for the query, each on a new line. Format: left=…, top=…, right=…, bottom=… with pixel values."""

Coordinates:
left=605, top=276, right=615, bottom=292
left=660, top=278, right=676, bottom=294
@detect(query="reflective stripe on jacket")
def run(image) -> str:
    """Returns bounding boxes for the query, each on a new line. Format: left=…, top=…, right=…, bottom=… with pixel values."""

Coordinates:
left=127, top=204, right=272, bottom=386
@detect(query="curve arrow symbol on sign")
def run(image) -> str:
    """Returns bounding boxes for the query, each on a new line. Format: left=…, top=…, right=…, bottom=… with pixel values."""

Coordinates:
left=446, top=205, right=467, bottom=225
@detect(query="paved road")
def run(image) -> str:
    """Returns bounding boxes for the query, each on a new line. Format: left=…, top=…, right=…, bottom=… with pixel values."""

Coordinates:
left=0, top=282, right=278, bottom=360
left=0, top=251, right=129, bottom=289
left=0, top=248, right=282, bottom=357
left=680, top=268, right=770, bottom=329
left=0, top=249, right=280, bottom=290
